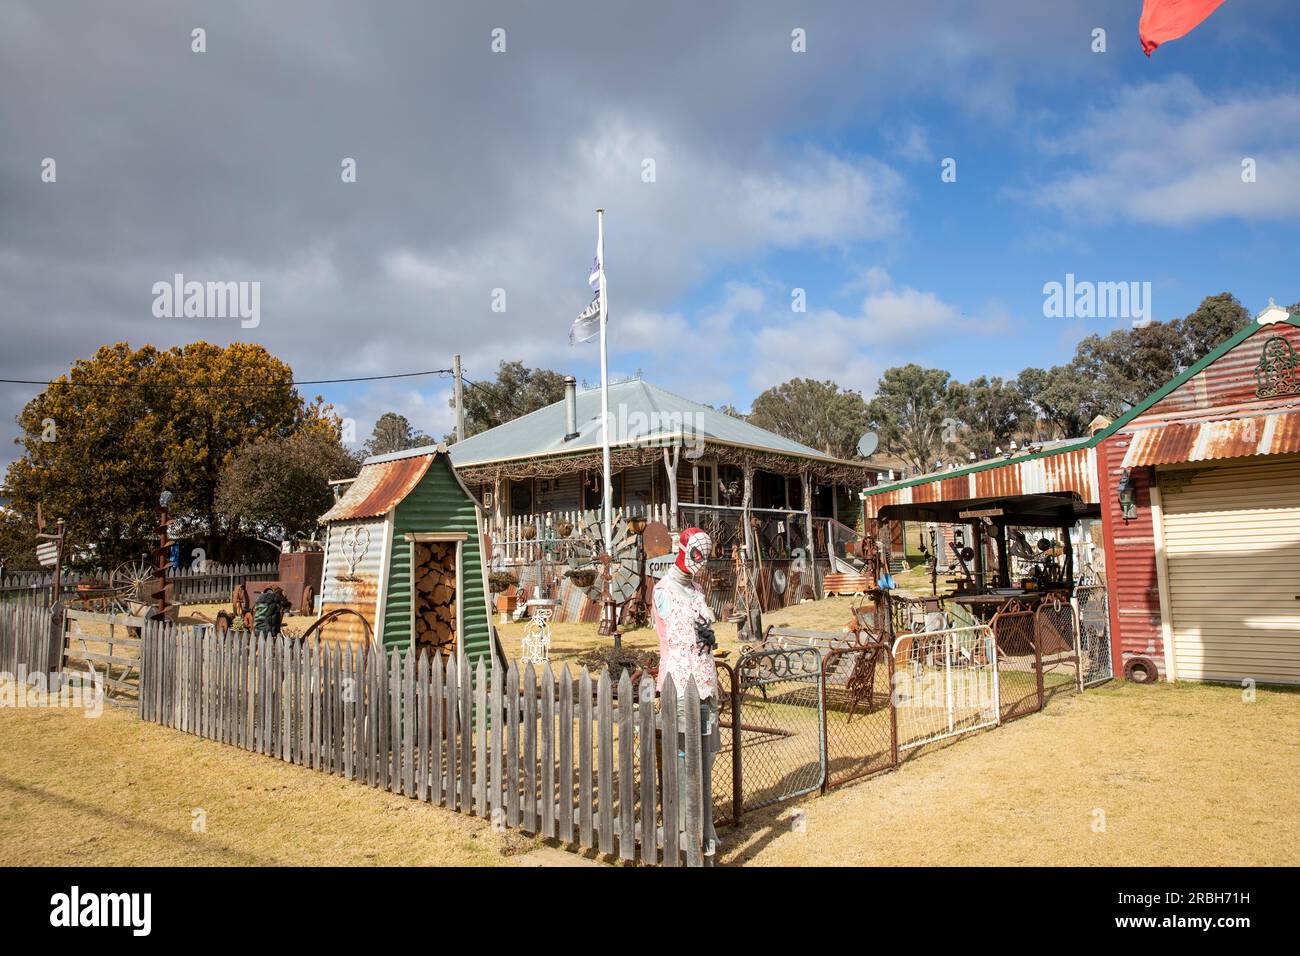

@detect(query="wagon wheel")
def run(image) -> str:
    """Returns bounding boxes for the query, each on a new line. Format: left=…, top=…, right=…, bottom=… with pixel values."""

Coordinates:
left=111, top=558, right=156, bottom=600
left=231, top=583, right=249, bottom=619
left=299, top=584, right=315, bottom=616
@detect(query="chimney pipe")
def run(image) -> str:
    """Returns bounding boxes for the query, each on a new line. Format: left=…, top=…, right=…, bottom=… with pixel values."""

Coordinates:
left=563, top=376, right=579, bottom=441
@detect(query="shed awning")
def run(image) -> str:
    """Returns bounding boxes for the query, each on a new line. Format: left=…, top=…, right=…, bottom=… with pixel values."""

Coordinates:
left=320, top=454, right=432, bottom=522
left=1121, top=410, right=1300, bottom=468
left=861, top=444, right=1098, bottom=520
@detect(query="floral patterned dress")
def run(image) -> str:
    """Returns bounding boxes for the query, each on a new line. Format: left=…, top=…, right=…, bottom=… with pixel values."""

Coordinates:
left=651, top=570, right=717, bottom=701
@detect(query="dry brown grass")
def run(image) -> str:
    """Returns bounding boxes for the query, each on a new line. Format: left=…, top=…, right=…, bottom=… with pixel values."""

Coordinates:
left=720, top=679, right=1300, bottom=867
left=0, top=692, right=577, bottom=867
left=494, top=595, right=867, bottom=665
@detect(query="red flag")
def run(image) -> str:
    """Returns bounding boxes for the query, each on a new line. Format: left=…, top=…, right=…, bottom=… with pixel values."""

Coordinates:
left=1140, top=0, right=1228, bottom=56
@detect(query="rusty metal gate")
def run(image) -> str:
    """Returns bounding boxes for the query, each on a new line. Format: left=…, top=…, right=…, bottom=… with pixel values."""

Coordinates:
left=1034, top=597, right=1082, bottom=704
left=991, top=606, right=1042, bottom=722
left=725, top=645, right=825, bottom=817
left=822, top=642, right=896, bottom=787
left=1075, top=585, right=1113, bottom=685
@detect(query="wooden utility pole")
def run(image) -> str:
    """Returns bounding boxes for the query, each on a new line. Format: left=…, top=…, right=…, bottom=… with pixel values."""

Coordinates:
left=452, top=353, right=466, bottom=443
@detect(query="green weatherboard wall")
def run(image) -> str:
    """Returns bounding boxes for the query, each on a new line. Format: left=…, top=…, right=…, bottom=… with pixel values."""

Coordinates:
left=380, top=453, right=492, bottom=664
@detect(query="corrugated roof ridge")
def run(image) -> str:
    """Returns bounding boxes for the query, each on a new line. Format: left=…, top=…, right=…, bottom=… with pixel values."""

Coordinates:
left=636, top=379, right=833, bottom=459
left=863, top=316, right=1298, bottom=498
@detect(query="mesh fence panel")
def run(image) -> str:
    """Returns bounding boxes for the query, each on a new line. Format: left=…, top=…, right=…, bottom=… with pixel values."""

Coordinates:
left=712, top=661, right=738, bottom=826
left=992, top=608, right=1042, bottom=722
left=1034, top=598, right=1081, bottom=705
left=892, top=626, right=999, bottom=751
left=822, top=642, right=896, bottom=787
left=730, top=646, right=825, bottom=813
left=1075, top=585, right=1114, bottom=685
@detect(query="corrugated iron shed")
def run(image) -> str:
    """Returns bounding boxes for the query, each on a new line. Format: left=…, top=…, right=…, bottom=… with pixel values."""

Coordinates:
left=862, top=444, right=1098, bottom=518
left=1121, top=409, right=1300, bottom=467
left=321, top=454, right=432, bottom=522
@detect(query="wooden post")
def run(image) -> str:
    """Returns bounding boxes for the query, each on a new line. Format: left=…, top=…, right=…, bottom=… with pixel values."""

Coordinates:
left=741, top=464, right=755, bottom=557
left=801, top=470, right=816, bottom=592
left=995, top=523, right=1010, bottom=589
left=663, top=446, right=680, bottom=531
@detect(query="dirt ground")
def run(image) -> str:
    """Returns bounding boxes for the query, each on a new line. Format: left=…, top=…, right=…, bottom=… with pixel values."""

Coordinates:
left=9, top=594, right=1296, bottom=867
left=0, top=693, right=590, bottom=867
left=719, top=678, right=1300, bottom=867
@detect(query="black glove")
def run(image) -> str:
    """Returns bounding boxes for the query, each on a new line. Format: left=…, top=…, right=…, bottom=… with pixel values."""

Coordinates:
left=693, top=615, right=717, bottom=655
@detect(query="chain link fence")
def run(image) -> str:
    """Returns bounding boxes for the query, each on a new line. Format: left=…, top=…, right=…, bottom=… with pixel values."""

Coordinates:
left=728, top=646, right=825, bottom=815
left=1075, top=586, right=1114, bottom=686
left=822, top=642, right=896, bottom=787
left=991, top=607, right=1043, bottom=723
left=1034, top=597, right=1082, bottom=705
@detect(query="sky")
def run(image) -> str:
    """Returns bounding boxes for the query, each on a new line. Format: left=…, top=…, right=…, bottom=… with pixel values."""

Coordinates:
left=2, top=0, right=1299, bottom=474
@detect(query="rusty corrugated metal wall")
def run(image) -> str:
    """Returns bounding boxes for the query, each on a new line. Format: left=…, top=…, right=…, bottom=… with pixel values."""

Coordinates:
left=1097, top=437, right=1163, bottom=679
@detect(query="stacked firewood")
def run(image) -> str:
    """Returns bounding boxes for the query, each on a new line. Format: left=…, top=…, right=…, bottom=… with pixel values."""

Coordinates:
left=413, top=541, right=457, bottom=653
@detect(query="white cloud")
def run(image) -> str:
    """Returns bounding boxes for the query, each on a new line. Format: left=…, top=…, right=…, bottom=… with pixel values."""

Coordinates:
left=1027, top=76, right=1300, bottom=225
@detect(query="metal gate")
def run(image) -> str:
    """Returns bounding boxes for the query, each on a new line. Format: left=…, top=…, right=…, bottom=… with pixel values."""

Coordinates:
left=892, top=625, right=999, bottom=751
left=1034, top=597, right=1082, bottom=704
left=727, top=646, right=825, bottom=815
left=1075, top=585, right=1113, bottom=685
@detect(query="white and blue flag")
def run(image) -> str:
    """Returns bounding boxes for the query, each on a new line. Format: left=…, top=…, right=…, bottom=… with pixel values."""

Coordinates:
left=570, top=252, right=605, bottom=345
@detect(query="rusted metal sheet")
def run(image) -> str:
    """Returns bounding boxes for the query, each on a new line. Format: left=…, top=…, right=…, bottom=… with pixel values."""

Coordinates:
left=1121, top=410, right=1300, bottom=468
left=863, top=447, right=1098, bottom=519
left=1129, top=322, right=1300, bottom=428
left=320, top=455, right=432, bottom=522
left=318, top=518, right=385, bottom=645
left=1097, top=437, right=1164, bottom=678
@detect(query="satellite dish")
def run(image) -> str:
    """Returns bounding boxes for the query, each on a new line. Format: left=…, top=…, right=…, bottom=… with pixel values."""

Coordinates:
left=856, top=431, right=879, bottom=457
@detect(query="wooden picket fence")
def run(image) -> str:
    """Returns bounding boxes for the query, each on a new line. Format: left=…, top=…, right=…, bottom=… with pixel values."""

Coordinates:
left=0, top=562, right=279, bottom=607
left=137, top=623, right=709, bottom=866
left=0, top=602, right=62, bottom=679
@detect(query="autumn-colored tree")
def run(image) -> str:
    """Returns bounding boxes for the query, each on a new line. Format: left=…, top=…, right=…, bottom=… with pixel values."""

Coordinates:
left=217, top=432, right=360, bottom=546
left=3, top=342, right=337, bottom=567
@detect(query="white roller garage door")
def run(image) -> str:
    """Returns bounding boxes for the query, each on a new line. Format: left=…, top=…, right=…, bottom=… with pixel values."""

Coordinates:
left=1158, top=456, right=1300, bottom=684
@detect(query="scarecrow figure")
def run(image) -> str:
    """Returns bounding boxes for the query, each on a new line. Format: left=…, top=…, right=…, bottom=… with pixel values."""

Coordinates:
left=651, top=527, right=720, bottom=858
left=253, top=585, right=292, bottom=635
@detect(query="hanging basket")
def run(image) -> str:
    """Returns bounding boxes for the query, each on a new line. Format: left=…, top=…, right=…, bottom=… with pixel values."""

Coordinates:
left=521, top=525, right=536, bottom=540
left=488, top=571, right=519, bottom=594
left=556, top=521, right=573, bottom=539
left=566, top=568, right=598, bottom=589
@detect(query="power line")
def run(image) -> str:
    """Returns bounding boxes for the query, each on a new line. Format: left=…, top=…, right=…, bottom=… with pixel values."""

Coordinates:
left=461, top=374, right=529, bottom=420
left=0, top=368, right=455, bottom=389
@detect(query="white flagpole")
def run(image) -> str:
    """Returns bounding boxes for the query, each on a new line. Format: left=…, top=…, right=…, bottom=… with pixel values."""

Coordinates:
left=597, top=208, right=612, bottom=553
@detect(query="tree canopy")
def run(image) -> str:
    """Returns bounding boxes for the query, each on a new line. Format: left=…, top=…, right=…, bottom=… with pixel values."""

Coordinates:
left=3, top=342, right=338, bottom=567
left=217, top=431, right=359, bottom=546
left=364, top=411, right=433, bottom=457
left=747, top=379, right=871, bottom=459
left=452, top=360, right=569, bottom=439
left=866, top=365, right=953, bottom=472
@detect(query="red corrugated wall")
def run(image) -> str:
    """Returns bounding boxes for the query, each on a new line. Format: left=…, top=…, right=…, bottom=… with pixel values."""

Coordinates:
left=1098, top=435, right=1164, bottom=678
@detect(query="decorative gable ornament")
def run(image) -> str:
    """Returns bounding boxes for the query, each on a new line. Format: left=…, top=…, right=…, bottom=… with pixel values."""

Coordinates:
left=1254, top=336, right=1300, bottom=400
left=1255, top=297, right=1292, bottom=326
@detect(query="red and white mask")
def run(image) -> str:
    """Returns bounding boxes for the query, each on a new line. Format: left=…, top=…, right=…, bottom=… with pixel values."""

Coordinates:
left=676, top=527, right=711, bottom=576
